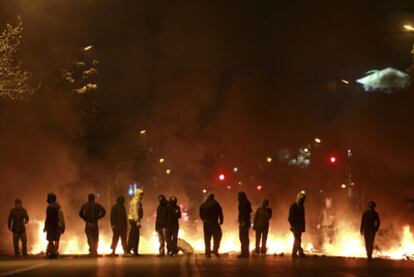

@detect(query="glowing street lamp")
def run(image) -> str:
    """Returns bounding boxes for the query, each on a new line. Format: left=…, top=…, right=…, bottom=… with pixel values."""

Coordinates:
left=314, top=138, right=322, bottom=144
left=166, top=169, right=171, bottom=175
left=341, top=79, right=350, bottom=85
left=266, top=157, right=272, bottom=163
left=139, top=129, right=146, bottom=135
left=83, top=45, right=93, bottom=51
left=159, top=158, right=165, bottom=163
left=403, top=24, right=414, bottom=32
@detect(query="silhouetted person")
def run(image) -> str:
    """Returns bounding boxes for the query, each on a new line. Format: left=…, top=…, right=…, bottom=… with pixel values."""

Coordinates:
left=253, top=199, right=272, bottom=255
left=79, top=193, right=106, bottom=256
left=8, top=199, right=29, bottom=257
left=127, top=189, right=144, bottom=256
left=289, top=191, right=306, bottom=258
left=166, top=196, right=181, bottom=256
left=44, top=193, right=60, bottom=258
left=155, top=195, right=169, bottom=256
left=200, top=193, right=223, bottom=257
left=110, top=196, right=128, bottom=256
left=238, top=191, right=252, bottom=258
left=360, top=201, right=381, bottom=260
left=56, top=207, right=65, bottom=255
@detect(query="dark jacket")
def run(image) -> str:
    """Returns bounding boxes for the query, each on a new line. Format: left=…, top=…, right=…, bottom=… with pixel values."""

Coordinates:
left=166, top=203, right=181, bottom=229
left=360, top=210, right=380, bottom=234
left=288, top=202, right=305, bottom=232
left=79, top=201, right=106, bottom=223
left=111, top=203, right=127, bottom=228
left=8, top=207, right=29, bottom=233
left=45, top=203, right=60, bottom=238
left=238, top=199, right=252, bottom=225
left=199, top=199, right=224, bottom=225
left=155, top=202, right=169, bottom=231
left=254, top=207, right=272, bottom=229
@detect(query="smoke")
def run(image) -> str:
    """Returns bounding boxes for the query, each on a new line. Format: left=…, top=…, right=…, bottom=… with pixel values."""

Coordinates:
left=0, top=0, right=414, bottom=255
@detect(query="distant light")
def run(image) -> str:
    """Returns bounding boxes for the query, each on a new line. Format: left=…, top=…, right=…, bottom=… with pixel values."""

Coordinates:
left=166, top=169, right=171, bottom=175
left=314, top=138, right=321, bottom=144
left=341, top=79, right=350, bottom=85
left=83, top=45, right=93, bottom=51
left=159, top=158, right=165, bottom=163
left=139, top=129, right=146, bottom=135
left=227, top=186, right=231, bottom=190
left=303, top=148, right=309, bottom=153
left=403, top=24, right=414, bottom=32
left=238, top=181, right=243, bottom=186
left=266, top=157, right=272, bottom=163
left=202, top=189, right=207, bottom=194
left=330, top=156, right=336, bottom=163
left=233, top=167, right=239, bottom=173
left=341, top=184, right=347, bottom=189
left=218, top=174, right=225, bottom=181
left=256, top=185, right=263, bottom=191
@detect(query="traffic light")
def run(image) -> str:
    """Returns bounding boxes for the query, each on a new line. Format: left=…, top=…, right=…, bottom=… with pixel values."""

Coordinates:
left=329, top=156, right=337, bottom=164
left=218, top=173, right=226, bottom=181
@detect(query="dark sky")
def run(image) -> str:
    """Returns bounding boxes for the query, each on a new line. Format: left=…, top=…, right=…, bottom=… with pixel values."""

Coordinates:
left=1, top=0, right=414, bottom=252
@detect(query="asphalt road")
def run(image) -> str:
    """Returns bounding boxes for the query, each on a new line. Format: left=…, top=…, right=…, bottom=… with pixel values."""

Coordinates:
left=0, top=254, right=413, bottom=277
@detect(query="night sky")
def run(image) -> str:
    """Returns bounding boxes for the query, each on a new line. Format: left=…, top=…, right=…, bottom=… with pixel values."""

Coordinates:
left=1, top=0, right=414, bottom=252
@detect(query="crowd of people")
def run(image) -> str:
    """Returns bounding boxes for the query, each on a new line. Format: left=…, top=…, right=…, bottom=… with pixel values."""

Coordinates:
left=7, top=190, right=380, bottom=260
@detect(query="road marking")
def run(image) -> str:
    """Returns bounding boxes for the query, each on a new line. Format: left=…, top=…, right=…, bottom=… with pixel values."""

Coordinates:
left=0, top=263, right=47, bottom=276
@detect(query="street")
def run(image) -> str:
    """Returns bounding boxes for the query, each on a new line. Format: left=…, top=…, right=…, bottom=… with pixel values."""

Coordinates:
left=0, top=254, right=413, bottom=277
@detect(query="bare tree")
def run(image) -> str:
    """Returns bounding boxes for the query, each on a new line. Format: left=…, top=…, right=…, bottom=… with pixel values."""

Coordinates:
left=0, top=17, right=38, bottom=100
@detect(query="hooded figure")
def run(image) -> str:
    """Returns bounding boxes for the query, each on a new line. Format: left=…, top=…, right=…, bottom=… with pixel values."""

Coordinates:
left=360, top=201, right=381, bottom=260
left=127, top=189, right=144, bottom=256
left=44, top=193, right=60, bottom=258
left=155, top=195, right=169, bottom=256
left=199, top=193, right=223, bottom=257
left=110, top=196, right=128, bottom=255
left=8, top=199, right=29, bottom=257
left=253, top=199, right=272, bottom=255
left=79, top=193, right=106, bottom=256
left=288, top=191, right=306, bottom=258
left=166, top=196, right=181, bottom=256
left=237, top=192, right=252, bottom=258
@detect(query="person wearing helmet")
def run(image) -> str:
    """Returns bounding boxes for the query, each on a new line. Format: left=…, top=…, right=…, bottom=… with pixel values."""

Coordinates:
left=360, top=201, right=381, bottom=260
left=127, top=189, right=144, bottom=256
left=288, top=191, right=306, bottom=258
left=8, top=199, right=29, bottom=257
left=79, top=193, right=106, bottom=256
left=44, top=193, right=60, bottom=258
left=199, top=193, right=223, bottom=257
left=237, top=191, right=252, bottom=258
left=155, top=195, right=169, bottom=256
left=166, top=196, right=181, bottom=256
left=253, top=199, right=272, bottom=256
left=110, top=195, right=128, bottom=256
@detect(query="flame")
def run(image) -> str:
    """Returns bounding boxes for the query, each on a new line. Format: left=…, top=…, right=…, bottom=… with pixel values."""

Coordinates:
left=29, top=221, right=414, bottom=260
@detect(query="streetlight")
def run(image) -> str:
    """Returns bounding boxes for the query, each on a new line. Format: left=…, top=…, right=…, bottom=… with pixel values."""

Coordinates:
left=403, top=24, right=414, bottom=32
left=314, top=138, right=321, bottom=144
left=83, top=45, right=94, bottom=51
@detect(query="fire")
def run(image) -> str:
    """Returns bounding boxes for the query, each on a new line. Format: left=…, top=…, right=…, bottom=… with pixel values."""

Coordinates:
left=29, top=221, right=414, bottom=260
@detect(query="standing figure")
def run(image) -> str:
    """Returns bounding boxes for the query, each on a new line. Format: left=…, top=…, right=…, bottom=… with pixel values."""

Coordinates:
left=79, top=193, right=106, bottom=256
left=127, top=189, right=144, bottom=256
left=44, top=193, right=60, bottom=259
left=360, top=201, right=381, bottom=260
left=155, top=195, right=169, bottom=256
left=237, top=191, right=252, bottom=258
left=253, top=199, right=272, bottom=256
left=199, top=193, right=223, bottom=257
left=166, top=196, right=181, bottom=256
left=56, top=207, right=65, bottom=255
left=8, top=199, right=29, bottom=257
left=110, top=196, right=128, bottom=256
left=288, top=191, right=306, bottom=258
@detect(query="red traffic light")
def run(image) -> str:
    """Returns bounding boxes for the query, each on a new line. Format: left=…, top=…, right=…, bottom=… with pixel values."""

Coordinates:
left=329, top=156, right=337, bottom=163
left=218, top=174, right=226, bottom=181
